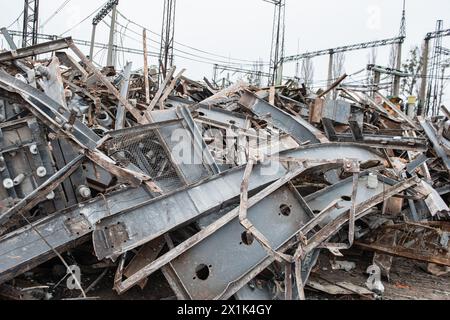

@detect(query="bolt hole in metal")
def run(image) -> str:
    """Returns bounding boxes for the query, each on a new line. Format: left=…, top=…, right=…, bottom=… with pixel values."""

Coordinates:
left=241, top=231, right=255, bottom=246
left=341, top=196, right=352, bottom=202
left=279, top=204, right=291, bottom=217
left=194, top=264, right=210, bottom=281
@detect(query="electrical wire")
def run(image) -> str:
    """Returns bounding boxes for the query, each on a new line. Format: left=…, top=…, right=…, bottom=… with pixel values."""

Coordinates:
left=16, top=210, right=87, bottom=298
left=59, top=1, right=108, bottom=36
left=47, top=3, right=268, bottom=68
left=116, top=10, right=270, bottom=65
left=49, top=4, right=450, bottom=88
left=41, top=0, right=73, bottom=29
left=6, top=11, right=24, bottom=30
left=113, top=19, right=262, bottom=67
left=105, top=20, right=259, bottom=67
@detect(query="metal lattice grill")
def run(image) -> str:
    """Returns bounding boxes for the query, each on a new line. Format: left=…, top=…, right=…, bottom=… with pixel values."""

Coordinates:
left=105, top=127, right=184, bottom=192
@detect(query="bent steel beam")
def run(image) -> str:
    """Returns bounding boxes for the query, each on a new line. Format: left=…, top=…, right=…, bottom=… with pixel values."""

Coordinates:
left=112, top=154, right=385, bottom=294
left=0, top=70, right=99, bottom=149
left=114, top=164, right=316, bottom=294
left=239, top=90, right=329, bottom=145
left=0, top=155, right=85, bottom=225
left=93, top=144, right=385, bottom=261
left=0, top=143, right=384, bottom=284
left=0, top=187, right=151, bottom=284
left=0, top=70, right=161, bottom=190
left=163, top=97, right=250, bottom=130
left=161, top=175, right=417, bottom=300
left=0, top=37, right=72, bottom=62
left=419, top=117, right=450, bottom=172
left=92, top=162, right=288, bottom=261
left=330, top=134, right=428, bottom=152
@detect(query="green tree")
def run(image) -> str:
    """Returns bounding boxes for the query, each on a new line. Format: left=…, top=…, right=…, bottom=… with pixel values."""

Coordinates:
left=401, top=46, right=423, bottom=97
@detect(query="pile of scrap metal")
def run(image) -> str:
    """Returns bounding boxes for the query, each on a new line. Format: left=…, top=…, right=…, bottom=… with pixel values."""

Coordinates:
left=0, top=36, right=448, bottom=301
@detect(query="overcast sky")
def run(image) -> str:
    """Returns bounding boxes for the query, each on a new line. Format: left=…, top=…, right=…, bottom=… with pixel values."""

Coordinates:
left=1, top=0, right=449, bottom=103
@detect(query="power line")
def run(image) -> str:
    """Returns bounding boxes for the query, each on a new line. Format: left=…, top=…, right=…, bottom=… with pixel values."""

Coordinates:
left=283, top=37, right=405, bottom=63
left=110, top=23, right=235, bottom=66
left=114, top=19, right=235, bottom=65
left=6, top=11, right=24, bottom=30
left=100, top=20, right=233, bottom=66
left=59, top=1, right=108, bottom=36
left=41, top=0, right=73, bottom=29
left=116, top=10, right=269, bottom=65
left=112, top=19, right=262, bottom=67
left=8, top=29, right=161, bottom=57
left=19, top=2, right=269, bottom=67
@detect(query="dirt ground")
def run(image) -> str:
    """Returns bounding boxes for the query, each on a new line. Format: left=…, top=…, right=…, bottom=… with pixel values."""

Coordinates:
left=306, top=250, right=450, bottom=300
left=3, top=247, right=449, bottom=300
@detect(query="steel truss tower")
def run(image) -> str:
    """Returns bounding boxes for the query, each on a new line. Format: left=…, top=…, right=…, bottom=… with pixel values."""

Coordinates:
left=427, top=20, right=444, bottom=116
left=267, top=0, right=286, bottom=86
left=22, top=0, right=39, bottom=48
left=89, top=0, right=119, bottom=63
left=160, top=0, right=176, bottom=80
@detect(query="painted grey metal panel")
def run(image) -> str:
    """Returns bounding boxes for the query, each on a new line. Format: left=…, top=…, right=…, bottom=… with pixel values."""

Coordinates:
left=168, top=174, right=397, bottom=300
left=0, top=70, right=100, bottom=149
left=92, top=162, right=288, bottom=260
left=0, top=143, right=384, bottom=283
left=92, top=144, right=385, bottom=261
left=0, top=187, right=149, bottom=284
left=239, top=90, right=329, bottom=144
left=150, top=109, right=215, bottom=184
left=280, top=143, right=385, bottom=162
left=170, top=185, right=309, bottom=300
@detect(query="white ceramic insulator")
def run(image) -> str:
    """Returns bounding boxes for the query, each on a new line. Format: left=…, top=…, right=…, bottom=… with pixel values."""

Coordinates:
left=3, top=178, right=14, bottom=189
left=29, top=145, right=39, bottom=155
left=77, top=185, right=92, bottom=199
left=36, top=166, right=47, bottom=178
left=13, top=174, right=26, bottom=186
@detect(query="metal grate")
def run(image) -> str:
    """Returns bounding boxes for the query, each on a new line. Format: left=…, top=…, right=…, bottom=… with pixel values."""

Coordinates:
left=106, top=127, right=184, bottom=192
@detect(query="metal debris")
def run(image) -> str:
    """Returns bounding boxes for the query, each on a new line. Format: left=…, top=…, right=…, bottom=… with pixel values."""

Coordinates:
left=0, top=34, right=448, bottom=301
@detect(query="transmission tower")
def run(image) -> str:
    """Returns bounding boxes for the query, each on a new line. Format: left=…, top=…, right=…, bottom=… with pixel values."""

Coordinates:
left=160, top=0, right=177, bottom=80
left=417, top=26, right=450, bottom=116
left=399, top=0, right=406, bottom=38
left=22, top=0, right=40, bottom=48
left=426, top=20, right=444, bottom=116
left=266, top=0, right=286, bottom=86
left=106, top=2, right=118, bottom=68
left=89, top=0, right=119, bottom=63
left=392, top=0, right=406, bottom=96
